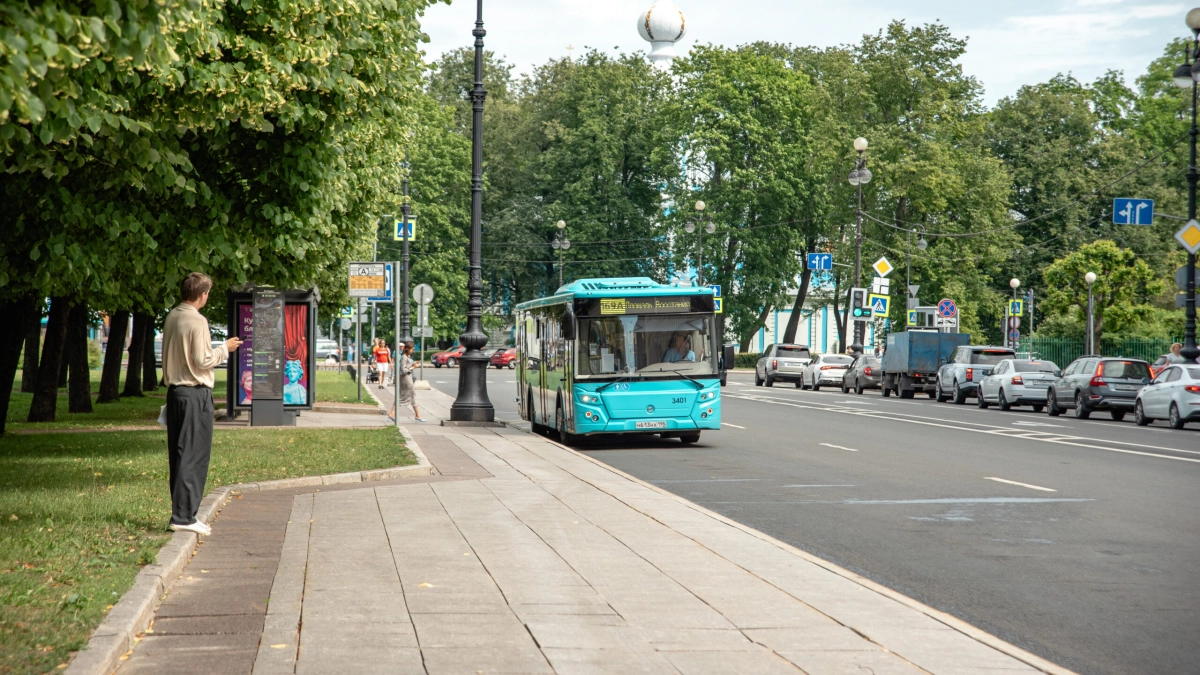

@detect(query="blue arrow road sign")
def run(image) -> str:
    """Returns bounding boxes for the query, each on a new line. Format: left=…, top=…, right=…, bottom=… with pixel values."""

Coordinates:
left=708, top=284, right=721, bottom=298
left=806, top=253, right=833, bottom=270
left=1113, top=198, right=1154, bottom=225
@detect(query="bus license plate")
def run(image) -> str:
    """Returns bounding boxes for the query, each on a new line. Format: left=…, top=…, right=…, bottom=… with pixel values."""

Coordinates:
left=636, top=421, right=667, bottom=429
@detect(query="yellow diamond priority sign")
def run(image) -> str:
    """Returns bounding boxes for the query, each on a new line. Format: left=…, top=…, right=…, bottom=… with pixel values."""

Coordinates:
left=1176, top=219, right=1200, bottom=254
left=872, top=256, right=894, bottom=278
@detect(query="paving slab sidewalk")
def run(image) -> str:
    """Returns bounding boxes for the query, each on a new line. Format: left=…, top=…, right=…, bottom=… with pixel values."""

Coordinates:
left=111, top=386, right=1072, bottom=675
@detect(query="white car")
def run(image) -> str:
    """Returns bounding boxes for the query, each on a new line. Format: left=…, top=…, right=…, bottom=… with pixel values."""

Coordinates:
left=1135, top=364, right=1200, bottom=429
left=800, top=354, right=854, bottom=391
left=976, top=359, right=1059, bottom=411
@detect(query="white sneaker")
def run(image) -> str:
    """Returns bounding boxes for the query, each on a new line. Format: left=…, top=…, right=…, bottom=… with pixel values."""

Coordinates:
left=170, top=521, right=211, bottom=536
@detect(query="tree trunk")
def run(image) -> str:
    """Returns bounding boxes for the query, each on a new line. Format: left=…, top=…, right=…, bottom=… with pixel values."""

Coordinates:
left=123, top=311, right=148, bottom=397
left=27, top=296, right=72, bottom=422
left=833, top=277, right=847, bottom=352
left=738, top=304, right=774, bottom=353
left=142, top=317, right=159, bottom=392
left=57, top=342, right=69, bottom=387
left=97, top=310, right=129, bottom=403
left=67, top=303, right=93, bottom=414
left=21, top=315, right=40, bottom=393
left=0, top=295, right=38, bottom=436
left=782, top=267, right=813, bottom=344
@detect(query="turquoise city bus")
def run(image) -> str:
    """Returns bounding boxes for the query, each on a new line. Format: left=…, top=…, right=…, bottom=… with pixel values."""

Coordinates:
left=515, top=277, right=730, bottom=445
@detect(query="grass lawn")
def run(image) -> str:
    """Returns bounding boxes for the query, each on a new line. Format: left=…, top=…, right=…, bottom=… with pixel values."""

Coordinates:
left=0, top=426, right=414, bottom=674
left=6, top=369, right=366, bottom=433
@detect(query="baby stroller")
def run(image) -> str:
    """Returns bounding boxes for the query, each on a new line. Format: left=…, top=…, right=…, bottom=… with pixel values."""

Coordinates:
left=365, top=360, right=381, bottom=384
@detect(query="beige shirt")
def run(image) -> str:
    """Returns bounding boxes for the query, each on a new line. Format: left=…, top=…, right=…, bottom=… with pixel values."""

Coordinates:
left=161, top=303, right=228, bottom=388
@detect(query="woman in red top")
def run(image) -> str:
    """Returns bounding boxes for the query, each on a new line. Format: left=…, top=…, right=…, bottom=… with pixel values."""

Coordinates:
left=372, top=339, right=391, bottom=388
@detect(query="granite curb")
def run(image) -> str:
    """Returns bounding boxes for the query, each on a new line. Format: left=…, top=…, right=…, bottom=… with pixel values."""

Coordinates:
left=66, top=424, right=432, bottom=675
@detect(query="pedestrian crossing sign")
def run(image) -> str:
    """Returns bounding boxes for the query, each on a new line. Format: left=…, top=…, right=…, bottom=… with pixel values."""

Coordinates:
left=907, top=309, right=917, bottom=324
left=869, top=293, right=890, bottom=316
left=394, top=216, right=417, bottom=241
left=1009, top=299, right=1024, bottom=315
left=713, top=298, right=723, bottom=314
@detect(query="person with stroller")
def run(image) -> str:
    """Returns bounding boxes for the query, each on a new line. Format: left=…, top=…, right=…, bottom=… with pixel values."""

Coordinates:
left=372, top=338, right=391, bottom=388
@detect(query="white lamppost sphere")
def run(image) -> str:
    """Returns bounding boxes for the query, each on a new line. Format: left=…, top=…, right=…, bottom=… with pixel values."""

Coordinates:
left=1187, top=7, right=1200, bottom=31
left=1010, top=278, right=1020, bottom=290
left=694, top=200, right=705, bottom=212
left=853, top=137, right=868, bottom=152
left=1085, top=272, right=1097, bottom=285
left=556, top=219, right=566, bottom=230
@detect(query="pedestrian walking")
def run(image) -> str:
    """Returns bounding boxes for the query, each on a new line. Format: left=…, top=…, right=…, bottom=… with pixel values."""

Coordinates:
left=161, top=272, right=242, bottom=536
left=388, top=342, right=424, bottom=423
left=1166, top=342, right=1185, bottom=364
left=373, top=338, right=391, bottom=389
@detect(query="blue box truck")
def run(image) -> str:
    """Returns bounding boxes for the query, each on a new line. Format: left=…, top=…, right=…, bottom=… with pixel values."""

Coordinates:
left=881, top=330, right=970, bottom=399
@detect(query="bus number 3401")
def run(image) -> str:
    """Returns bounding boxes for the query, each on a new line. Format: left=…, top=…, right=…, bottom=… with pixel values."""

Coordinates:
left=672, top=397, right=687, bottom=405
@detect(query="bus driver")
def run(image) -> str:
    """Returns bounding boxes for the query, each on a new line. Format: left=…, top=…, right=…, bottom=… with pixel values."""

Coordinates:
left=663, top=333, right=695, bottom=363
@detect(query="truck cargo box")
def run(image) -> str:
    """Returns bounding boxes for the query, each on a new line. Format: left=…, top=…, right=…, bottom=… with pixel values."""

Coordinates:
left=883, top=331, right=970, bottom=375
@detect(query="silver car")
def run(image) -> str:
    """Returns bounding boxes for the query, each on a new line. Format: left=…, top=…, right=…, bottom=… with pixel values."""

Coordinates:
left=976, top=359, right=1059, bottom=411
left=800, top=354, right=854, bottom=391
left=1136, top=364, right=1200, bottom=429
left=755, top=344, right=812, bottom=387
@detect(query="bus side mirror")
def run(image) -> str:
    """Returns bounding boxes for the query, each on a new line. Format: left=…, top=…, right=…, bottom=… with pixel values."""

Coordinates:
left=561, top=306, right=577, bottom=341
left=721, top=345, right=735, bottom=387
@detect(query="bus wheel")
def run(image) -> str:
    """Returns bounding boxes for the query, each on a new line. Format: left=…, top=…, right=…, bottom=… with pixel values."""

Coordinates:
left=556, top=401, right=578, bottom=446
left=678, top=432, right=701, bottom=444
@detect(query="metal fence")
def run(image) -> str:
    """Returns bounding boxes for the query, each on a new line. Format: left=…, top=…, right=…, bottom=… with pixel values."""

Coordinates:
left=1018, top=337, right=1181, bottom=367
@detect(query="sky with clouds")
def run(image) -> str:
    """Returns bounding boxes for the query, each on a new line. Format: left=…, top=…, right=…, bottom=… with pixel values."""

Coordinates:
left=417, top=0, right=1185, bottom=105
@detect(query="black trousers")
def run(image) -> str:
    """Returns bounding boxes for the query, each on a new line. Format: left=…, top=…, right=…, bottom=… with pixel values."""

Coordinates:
left=166, top=385, right=213, bottom=525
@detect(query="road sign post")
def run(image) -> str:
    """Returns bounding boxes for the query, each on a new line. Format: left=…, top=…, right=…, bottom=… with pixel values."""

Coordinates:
left=806, top=253, right=833, bottom=270
left=413, top=283, right=434, bottom=380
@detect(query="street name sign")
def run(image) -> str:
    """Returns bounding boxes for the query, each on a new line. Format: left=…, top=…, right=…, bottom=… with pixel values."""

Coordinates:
left=1176, top=219, right=1200, bottom=254
left=872, top=257, right=894, bottom=277
left=937, top=298, right=957, bottom=318
left=806, top=253, right=833, bottom=270
left=1113, top=198, right=1154, bottom=225
left=869, top=293, right=890, bottom=316
left=393, top=216, right=418, bottom=241
left=348, top=262, right=388, bottom=298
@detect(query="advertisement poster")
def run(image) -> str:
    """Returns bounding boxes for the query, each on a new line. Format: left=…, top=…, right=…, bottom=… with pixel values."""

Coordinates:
left=235, top=302, right=309, bottom=406
left=283, top=304, right=308, bottom=405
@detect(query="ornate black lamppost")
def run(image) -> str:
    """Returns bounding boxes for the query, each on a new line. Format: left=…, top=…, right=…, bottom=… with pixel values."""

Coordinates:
left=847, top=137, right=872, bottom=356
left=1173, top=8, right=1200, bottom=362
left=450, top=0, right=496, bottom=422
left=685, top=200, right=714, bottom=286
left=552, top=220, right=570, bottom=288
left=399, top=164, right=413, bottom=347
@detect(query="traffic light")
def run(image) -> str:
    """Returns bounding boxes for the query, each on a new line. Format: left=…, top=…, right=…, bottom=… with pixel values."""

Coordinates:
left=850, top=287, right=871, bottom=322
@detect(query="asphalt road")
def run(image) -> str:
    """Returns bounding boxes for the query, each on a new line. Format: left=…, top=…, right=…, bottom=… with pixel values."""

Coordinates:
left=424, top=365, right=1200, bottom=675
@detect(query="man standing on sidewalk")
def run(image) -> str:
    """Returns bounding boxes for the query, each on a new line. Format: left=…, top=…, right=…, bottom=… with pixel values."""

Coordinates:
left=161, top=273, right=242, bottom=535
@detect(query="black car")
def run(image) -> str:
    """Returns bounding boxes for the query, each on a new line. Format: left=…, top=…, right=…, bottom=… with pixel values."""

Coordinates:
left=841, top=355, right=882, bottom=394
left=1046, top=356, right=1152, bottom=421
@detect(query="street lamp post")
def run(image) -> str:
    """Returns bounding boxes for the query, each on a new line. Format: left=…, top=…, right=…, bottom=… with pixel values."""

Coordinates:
left=1009, top=278, right=1020, bottom=351
left=1085, top=272, right=1097, bottom=355
left=906, top=226, right=927, bottom=324
left=684, top=200, right=715, bottom=286
left=1173, top=8, right=1200, bottom=363
left=449, top=0, right=495, bottom=423
left=399, top=168, right=413, bottom=347
left=847, top=137, right=872, bottom=356
left=551, top=220, right=570, bottom=288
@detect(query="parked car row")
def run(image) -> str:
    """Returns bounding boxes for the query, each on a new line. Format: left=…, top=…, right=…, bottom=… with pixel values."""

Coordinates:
left=938, top=351, right=1198, bottom=429
left=773, top=339, right=1198, bottom=430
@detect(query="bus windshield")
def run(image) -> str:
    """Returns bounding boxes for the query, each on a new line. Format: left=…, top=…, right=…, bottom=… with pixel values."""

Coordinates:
left=577, top=314, right=716, bottom=378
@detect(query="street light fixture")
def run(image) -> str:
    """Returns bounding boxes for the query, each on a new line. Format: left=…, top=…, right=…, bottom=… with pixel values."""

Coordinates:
left=1085, top=271, right=1097, bottom=355
left=551, top=219, right=570, bottom=287
left=847, top=137, right=871, bottom=356
left=449, top=0, right=495, bottom=423
left=684, top=200, right=715, bottom=286
left=1173, top=9, right=1200, bottom=363
left=906, top=225, right=926, bottom=325
left=1009, top=278, right=1021, bottom=351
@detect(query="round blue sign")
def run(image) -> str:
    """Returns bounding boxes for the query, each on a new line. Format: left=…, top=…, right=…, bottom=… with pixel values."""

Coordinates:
left=937, top=298, right=957, bottom=318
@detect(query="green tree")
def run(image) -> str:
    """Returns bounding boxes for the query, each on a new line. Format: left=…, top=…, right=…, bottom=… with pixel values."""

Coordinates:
left=1041, top=240, right=1164, bottom=347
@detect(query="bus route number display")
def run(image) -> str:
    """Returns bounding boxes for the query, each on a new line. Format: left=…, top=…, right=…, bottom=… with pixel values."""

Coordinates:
left=599, top=297, right=695, bottom=315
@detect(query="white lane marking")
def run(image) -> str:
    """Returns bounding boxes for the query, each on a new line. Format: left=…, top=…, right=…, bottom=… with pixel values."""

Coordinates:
left=725, top=392, right=1200, bottom=463
left=435, top=380, right=449, bottom=383
left=819, top=442, right=858, bottom=452
left=721, top=422, right=746, bottom=429
left=652, top=478, right=762, bottom=483
left=1012, top=421, right=1067, bottom=428
left=984, top=477, right=1057, bottom=492
left=838, top=400, right=875, bottom=405
left=780, top=484, right=858, bottom=488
